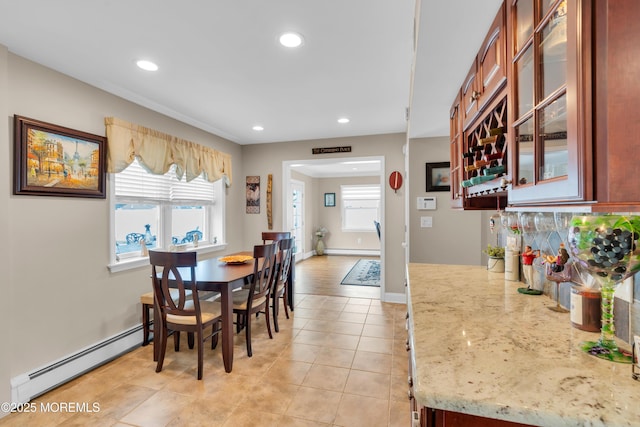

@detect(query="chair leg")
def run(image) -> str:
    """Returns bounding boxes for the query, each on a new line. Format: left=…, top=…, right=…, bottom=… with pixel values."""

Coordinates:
left=142, top=303, right=151, bottom=346
left=173, top=331, right=181, bottom=352
left=187, top=332, right=195, bottom=349
left=282, top=290, right=290, bottom=319
left=272, top=296, right=280, bottom=333
left=196, top=329, right=204, bottom=380
left=236, top=313, right=243, bottom=333
left=211, top=322, right=220, bottom=349
left=265, top=305, right=273, bottom=339
left=245, top=314, right=253, bottom=357
left=156, top=324, right=167, bottom=373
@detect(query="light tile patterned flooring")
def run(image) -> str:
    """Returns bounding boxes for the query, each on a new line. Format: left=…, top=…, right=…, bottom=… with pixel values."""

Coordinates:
left=0, top=256, right=410, bottom=426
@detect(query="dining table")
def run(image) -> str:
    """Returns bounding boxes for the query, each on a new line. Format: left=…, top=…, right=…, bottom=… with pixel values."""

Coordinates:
left=152, top=252, right=260, bottom=373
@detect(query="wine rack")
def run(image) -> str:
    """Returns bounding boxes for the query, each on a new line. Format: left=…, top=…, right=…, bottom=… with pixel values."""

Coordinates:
left=461, top=96, right=508, bottom=199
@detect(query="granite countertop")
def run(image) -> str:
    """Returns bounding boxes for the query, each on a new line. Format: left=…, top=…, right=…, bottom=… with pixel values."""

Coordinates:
left=407, top=263, right=640, bottom=427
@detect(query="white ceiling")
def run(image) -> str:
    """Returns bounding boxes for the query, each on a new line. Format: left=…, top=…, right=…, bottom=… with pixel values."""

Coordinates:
left=0, top=0, right=501, bottom=159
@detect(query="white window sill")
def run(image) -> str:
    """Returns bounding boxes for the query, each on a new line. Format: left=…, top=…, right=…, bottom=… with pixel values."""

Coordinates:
left=107, top=243, right=228, bottom=273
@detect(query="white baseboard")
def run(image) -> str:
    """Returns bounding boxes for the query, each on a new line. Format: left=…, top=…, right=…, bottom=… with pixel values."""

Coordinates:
left=384, top=292, right=407, bottom=304
left=11, top=325, right=142, bottom=404
left=322, top=249, right=381, bottom=256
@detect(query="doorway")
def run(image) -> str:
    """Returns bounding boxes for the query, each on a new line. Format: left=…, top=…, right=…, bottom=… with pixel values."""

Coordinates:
left=282, top=156, right=385, bottom=300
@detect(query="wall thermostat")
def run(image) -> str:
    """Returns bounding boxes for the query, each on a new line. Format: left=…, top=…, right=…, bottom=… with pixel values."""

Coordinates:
left=417, top=197, right=436, bottom=210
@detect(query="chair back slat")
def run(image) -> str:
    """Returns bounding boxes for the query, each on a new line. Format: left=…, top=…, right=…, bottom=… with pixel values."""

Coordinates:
left=276, top=237, right=294, bottom=286
left=149, top=250, right=200, bottom=321
left=246, top=243, right=278, bottom=311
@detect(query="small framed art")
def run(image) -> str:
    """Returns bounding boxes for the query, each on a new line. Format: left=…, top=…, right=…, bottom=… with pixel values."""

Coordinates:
left=426, top=162, right=451, bottom=192
left=324, top=192, right=336, bottom=207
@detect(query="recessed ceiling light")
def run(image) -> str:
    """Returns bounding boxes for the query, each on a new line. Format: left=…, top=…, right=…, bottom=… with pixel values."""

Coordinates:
left=136, top=60, right=158, bottom=71
left=252, top=125, right=264, bottom=131
left=337, top=117, right=350, bottom=124
left=279, top=32, right=304, bottom=48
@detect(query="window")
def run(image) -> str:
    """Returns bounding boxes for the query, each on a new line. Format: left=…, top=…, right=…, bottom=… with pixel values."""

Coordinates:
left=341, top=184, right=380, bottom=232
left=109, top=158, right=225, bottom=270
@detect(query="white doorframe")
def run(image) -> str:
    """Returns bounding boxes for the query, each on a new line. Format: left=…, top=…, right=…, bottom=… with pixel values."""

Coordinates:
left=282, top=156, right=385, bottom=301
left=290, top=179, right=305, bottom=259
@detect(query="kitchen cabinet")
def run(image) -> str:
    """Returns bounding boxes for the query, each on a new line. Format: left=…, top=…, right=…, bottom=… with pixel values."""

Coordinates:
left=461, top=4, right=507, bottom=130
left=449, top=93, right=464, bottom=208
left=450, top=0, right=640, bottom=210
left=508, top=0, right=640, bottom=209
left=450, top=3, right=508, bottom=210
left=507, top=0, right=584, bottom=204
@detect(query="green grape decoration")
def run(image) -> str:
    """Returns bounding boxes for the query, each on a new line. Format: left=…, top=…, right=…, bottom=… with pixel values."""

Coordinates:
left=567, top=214, right=640, bottom=363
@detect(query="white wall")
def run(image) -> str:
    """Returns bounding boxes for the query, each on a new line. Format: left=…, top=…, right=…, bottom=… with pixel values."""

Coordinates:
left=2, top=51, right=245, bottom=391
left=408, top=136, right=486, bottom=265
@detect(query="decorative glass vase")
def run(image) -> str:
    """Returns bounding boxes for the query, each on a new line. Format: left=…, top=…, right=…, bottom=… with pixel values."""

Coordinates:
left=316, top=238, right=325, bottom=256
left=567, top=214, right=640, bottom=363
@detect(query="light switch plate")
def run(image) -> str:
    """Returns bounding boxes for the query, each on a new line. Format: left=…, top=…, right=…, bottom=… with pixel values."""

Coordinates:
left=420, top=216, right=433, bottom=227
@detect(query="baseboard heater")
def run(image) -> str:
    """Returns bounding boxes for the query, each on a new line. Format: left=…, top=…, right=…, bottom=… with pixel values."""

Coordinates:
left=11, top=325, right=143, bottom=404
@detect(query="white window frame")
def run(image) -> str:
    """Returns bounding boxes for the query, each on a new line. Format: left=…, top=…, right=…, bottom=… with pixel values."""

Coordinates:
left=108, top=160, right=226, bottom=273
left=341, top=184, right=381, bottom=232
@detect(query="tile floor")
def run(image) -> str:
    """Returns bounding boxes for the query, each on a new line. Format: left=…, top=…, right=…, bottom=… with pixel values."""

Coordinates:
left=0, top=259, right=410, bottom=427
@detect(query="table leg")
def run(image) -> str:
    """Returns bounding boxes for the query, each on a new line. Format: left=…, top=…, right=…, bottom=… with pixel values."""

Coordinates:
left=220, top=286, right=234, bottom=372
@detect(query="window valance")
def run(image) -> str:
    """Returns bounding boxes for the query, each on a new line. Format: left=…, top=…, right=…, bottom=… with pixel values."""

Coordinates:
left=105, top=117, right=232, bottom=186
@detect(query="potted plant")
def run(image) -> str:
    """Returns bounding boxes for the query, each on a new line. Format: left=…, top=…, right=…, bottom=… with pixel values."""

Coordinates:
left=483, top=244, right=505, bottom=273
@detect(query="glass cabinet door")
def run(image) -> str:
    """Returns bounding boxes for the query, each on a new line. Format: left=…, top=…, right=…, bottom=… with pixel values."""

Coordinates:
left=540, top=3, right=567, bottom=99
left=539, top=93, right=567, bottom=180
left=515, top=0, right=533, bottom=52
left=511, top=0, right=573, bottom=198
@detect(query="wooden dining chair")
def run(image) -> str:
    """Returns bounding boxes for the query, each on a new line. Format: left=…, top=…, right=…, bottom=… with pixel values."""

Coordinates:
left=271, top=237, right=294, bottom=332
left=149, top=250, right=222, bottom=380
left=232, top=242, right=278, bottom=357
left=262, top=231, right=291, bottom=244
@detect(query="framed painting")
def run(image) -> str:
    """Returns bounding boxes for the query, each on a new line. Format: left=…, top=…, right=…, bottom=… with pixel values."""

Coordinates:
left=426, top=162, right=451, bottom=192
left=14, top=115, right=106, bottom=198
left=324, top=192, right=336, bottom=207
left=246, top=175, right=260, bottom=213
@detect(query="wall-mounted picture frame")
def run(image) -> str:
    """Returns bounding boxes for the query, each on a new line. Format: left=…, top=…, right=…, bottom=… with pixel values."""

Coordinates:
left=324, top=192, right=336, bottom=207
left=426, top=162, right=451, bottom=192
left=246, top=175, right=260, bottom=214
left=14, top=115, right=106, bottom=198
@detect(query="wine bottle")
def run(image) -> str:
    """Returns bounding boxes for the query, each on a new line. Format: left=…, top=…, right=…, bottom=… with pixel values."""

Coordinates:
left=484, top=152, right=503, bottom=161
left=478, top=135, right=497, bottom=145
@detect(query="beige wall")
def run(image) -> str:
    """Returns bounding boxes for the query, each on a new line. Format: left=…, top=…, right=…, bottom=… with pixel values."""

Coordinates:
left=0, top=48, right=407, bottom=405
left=242, top=134, right=406, bottom=297
left=3, top=52, right=246, bottom=386
left=408, top=136, right=487, bottom=265
left=0, top=45, right=11, bottom=407
left=317, top=176, right=380, bottom=251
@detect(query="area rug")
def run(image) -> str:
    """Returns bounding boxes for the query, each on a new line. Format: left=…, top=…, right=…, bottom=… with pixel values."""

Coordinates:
left=340, top=259, right=380, bottom=287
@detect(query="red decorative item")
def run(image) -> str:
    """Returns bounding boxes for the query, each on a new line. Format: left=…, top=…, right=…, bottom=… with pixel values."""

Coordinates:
left=389, top=171, right=403, bottom=192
